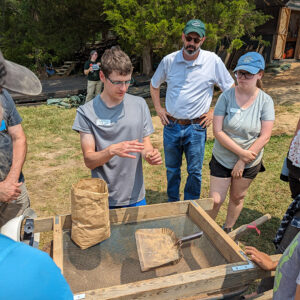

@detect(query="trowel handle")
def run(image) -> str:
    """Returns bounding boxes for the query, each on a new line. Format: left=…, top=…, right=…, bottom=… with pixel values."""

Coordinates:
left=178, top=231, right=203, bottom=244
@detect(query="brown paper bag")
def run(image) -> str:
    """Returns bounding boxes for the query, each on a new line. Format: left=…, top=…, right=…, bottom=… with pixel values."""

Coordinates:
left=71, top=178, right=110, bottom=249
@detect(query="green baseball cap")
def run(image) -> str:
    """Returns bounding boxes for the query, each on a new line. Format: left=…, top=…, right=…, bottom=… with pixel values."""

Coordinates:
left=183, top=19, right=206, bottom=37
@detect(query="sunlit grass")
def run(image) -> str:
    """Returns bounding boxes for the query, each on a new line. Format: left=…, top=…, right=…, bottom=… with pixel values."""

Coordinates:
left=18, top=103, right=293, bottom=257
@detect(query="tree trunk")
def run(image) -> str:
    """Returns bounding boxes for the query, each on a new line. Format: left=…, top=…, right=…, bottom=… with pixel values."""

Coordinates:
left=142, top=45, right=152, bottom=76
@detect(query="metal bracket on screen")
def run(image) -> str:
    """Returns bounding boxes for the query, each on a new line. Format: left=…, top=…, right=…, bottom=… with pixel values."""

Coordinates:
left=232, top=251, right=254, bottom=271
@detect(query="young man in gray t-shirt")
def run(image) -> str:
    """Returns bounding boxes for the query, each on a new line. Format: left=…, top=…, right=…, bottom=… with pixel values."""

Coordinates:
left=73, top=47, right=162, bottom=208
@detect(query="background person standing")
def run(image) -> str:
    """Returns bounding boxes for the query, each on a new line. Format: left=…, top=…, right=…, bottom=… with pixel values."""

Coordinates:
left=84, top=50, right=102, bottom=102
left=150, top=19, right=234, bottom=202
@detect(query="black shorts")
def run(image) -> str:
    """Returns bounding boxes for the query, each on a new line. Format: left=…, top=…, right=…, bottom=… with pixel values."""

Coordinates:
left=209, top=155, right=265, bottom=180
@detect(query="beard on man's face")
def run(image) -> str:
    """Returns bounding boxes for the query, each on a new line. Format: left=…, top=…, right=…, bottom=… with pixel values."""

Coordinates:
left=183, top=44, right=200, bottom=56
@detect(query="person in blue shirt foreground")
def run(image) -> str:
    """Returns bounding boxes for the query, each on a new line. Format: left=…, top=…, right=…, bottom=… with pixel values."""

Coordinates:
left=0, top=234, right=73, bottom=299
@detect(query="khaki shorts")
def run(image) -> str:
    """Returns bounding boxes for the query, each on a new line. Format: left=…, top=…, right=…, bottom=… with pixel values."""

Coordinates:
left=0, top=182, right=30, bottom=228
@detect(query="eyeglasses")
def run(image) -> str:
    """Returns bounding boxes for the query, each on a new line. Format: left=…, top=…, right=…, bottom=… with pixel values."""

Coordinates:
left=185, top=35, right=201, bottom=43
left=234, top=71, right=255, bottom=80
left=107, top=77, right=133, bottom=86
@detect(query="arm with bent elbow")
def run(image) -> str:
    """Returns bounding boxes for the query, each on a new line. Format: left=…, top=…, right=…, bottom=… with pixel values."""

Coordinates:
left=84, top=65, right=93, bottom=76
left=6, top=124, right=27, bottom=182
left=150, top=83, right=170, bottom=125
left=213, top=115, right=257, bottom=164
left=0, top=124, right=26, bottom=202
left=80, top=132, right=144, bottom=170
left=141, top=136, right=162, bottom=165
left=247, top=120, right=274, bottom=155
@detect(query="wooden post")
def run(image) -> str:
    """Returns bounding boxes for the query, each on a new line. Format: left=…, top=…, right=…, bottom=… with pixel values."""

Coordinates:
left=73, top=255, right=280, bottom=300
left=53, top=215, right=64, bottom=273
left=294, top=27, right=300, bottom=59
left=34, top=199, right=214, bottom=233
left=274, top=7, right=291, bottom=59
left=188, top=201, right=245, bottom=263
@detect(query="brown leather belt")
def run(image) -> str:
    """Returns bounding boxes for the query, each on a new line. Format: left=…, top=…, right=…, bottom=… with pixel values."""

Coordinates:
left=167, top=115, right=204, bottom=125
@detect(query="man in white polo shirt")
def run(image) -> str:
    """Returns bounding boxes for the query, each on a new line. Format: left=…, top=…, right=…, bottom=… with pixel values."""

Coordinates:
left=150, top=19, right=234, bottom=202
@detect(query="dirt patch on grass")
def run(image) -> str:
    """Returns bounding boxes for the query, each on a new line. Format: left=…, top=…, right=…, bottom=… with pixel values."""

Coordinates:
left=273, top=103, right=300, bottom=136
left=263, top=63, right=300, bottom=105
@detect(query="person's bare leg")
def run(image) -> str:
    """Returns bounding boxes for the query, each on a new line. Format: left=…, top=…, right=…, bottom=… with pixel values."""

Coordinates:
left=224, top=177, right=252, bottom=228
left=208, top=176, right=231, bottom=220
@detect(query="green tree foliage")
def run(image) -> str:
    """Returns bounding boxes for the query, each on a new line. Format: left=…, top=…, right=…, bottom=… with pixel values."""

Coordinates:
left=104, top=0, right=270, bottom=75
left=0, top=0, right=108, bottom=70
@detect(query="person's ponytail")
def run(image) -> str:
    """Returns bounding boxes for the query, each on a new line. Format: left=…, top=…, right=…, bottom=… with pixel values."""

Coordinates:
left=256, top=79, right=263, bottom=90
left=256, top=70, right=264, bottom=90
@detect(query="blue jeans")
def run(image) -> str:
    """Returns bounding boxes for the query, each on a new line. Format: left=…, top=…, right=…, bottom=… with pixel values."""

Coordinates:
left=163, top=121, right=206, bottom=202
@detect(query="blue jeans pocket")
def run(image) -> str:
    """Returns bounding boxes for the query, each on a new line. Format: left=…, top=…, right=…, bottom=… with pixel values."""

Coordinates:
left=191, top=123, right=207, bottom=142
left=165, top=121, right=175, bottom=129
left=192, top=123, right=205, bottom=131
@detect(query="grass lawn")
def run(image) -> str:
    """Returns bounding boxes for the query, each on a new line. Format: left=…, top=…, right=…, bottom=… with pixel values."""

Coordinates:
left=19, top=102, right=293, bottom=257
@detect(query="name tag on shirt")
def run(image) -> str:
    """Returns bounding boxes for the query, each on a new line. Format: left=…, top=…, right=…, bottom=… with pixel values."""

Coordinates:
left=96, top=119, right=112, bottom=126
left=230, top=108, right=241, bottom=114
left=92, top=64, right=100, bottom=71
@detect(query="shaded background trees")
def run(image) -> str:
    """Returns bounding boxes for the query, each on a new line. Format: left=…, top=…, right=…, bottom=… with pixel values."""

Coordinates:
left=0, top=0, right=108, bottom=70
left=104, top=0, right=270, bottom=75
left=0, top=0, right=270, bottom=75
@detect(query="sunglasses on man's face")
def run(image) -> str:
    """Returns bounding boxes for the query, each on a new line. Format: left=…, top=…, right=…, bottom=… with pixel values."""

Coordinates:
left=234, top=71, right=255, bottom=80
left=185, top=35, right=201, bottom=44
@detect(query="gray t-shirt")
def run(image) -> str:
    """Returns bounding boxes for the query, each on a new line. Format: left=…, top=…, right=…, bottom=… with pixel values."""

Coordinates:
left=72, top=93, right=154, bottom=207
left=0, top=90, right=24, bottom=182
left=273, top=232, right=300, bottom=300
left=212, top=88, right=275, bottom=169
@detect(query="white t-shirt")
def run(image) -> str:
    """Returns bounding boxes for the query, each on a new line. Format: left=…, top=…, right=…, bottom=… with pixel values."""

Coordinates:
left=151, top=49, right=234, bottom=119
left=288, top=129, right=300, bottom=168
